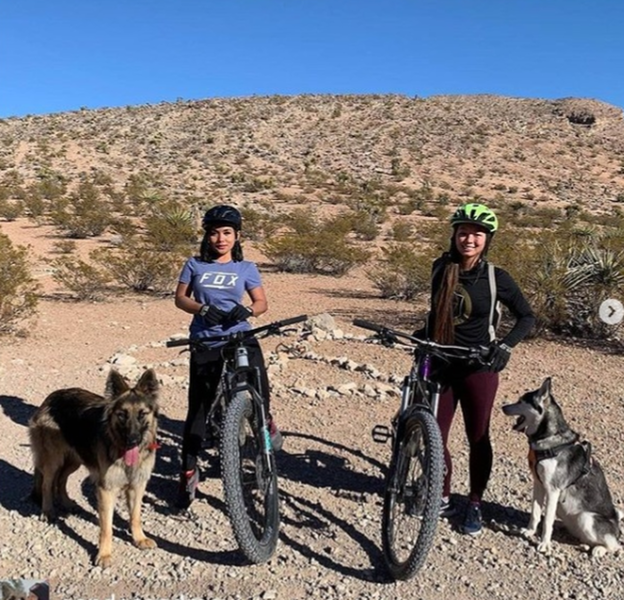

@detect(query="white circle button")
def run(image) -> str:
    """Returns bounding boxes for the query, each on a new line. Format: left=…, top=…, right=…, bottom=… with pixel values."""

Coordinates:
left=599, top=299, right=624, bottom=325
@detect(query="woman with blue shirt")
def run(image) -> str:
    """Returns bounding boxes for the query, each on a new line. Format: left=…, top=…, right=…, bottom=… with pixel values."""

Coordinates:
left=174, top=204, right=280, bottom=509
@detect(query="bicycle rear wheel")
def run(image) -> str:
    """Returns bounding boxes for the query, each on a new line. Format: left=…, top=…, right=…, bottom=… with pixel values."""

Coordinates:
left=381, top=409, right=444, bottom=580
left=221, top=391, right=280, bottom=563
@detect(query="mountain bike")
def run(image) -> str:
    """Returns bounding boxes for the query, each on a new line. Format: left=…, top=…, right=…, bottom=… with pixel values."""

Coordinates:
left=167, top=314, right=308, bottom=563
left=352, top=319, right=489, bottom=581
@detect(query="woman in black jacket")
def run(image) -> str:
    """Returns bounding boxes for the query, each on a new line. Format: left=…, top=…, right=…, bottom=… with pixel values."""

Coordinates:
left=421, top=203, right=535, bottom=535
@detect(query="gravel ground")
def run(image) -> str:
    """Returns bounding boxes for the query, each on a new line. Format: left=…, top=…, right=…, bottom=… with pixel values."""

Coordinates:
left=1, top=240, right=624, bottom=600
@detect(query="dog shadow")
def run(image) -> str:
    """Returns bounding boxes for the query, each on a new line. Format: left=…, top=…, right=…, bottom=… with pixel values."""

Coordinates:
left=0, top=394, right=38, bottom=427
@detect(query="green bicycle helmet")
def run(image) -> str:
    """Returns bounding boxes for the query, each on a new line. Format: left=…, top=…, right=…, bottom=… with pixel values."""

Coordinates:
left=450, top=203, right=498, bottom=233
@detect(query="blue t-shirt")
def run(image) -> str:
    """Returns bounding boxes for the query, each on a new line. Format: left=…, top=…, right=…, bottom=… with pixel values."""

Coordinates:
left=179, top=257, right=262, bottom=345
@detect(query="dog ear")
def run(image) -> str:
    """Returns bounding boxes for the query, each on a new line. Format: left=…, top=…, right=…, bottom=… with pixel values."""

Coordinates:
left=538, top=377, right=552, bottom=402
left=105, top=369, right=130, bottom=400
left=135, top=368, right=159, bottom=401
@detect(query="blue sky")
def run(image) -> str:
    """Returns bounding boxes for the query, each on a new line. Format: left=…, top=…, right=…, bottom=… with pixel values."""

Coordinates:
left=1, top=1, right=622, bottom=118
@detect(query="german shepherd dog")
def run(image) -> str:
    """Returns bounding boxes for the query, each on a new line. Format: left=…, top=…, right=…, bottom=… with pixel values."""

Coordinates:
left=28, top=368, right=160, bottom=568
left=502, top=377, right=622, bottom=556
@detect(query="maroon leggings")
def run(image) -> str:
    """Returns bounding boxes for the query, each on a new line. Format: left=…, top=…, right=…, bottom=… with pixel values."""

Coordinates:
left=436, top=370, right=499, bottom=502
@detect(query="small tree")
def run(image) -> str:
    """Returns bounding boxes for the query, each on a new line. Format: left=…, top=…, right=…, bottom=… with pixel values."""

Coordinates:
left=0, top=233, right=39, bottom=334
left=263, top=212, right=369, bottom=276
left=52, top=256, right=112, bottom=301
left=367, top=243, right=433, bottom=300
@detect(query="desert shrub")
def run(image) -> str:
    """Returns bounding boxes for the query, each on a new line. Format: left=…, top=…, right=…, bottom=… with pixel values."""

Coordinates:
left=263, top=213, right=369, bottom=276
left=0, top=233, right=39, bottom=334
left=241, top=203, right=280, bottom=241
left=144, top=202, right=198, bottom=252
left=347, top=210, right=380, bottom=241
left=52, top=239, right=77, bottom=254
left=92, top=240, right=184, bottom=294
left=52, top=256, right=112, bottom=301
left=49, top=182, right=112, bottom=238
left=492, top=228, right=624, bottom=338
left=391, top=220, right=413, bottom=241
left=109, top=217, right=140, bottom=240
left=367, top=243, right=434, bottom=300
left=23, top=188, right=47, bottom=221
left=0, top=199, right=24, bottom=221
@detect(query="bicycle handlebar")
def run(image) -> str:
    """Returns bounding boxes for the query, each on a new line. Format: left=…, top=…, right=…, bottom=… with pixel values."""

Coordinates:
left=166, top=314, right=309, bottom=348
left=352, top=318, right=490, bottom=361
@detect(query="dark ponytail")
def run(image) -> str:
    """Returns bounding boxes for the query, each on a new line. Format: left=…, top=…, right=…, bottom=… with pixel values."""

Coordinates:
left=432, top=254, right=459, bottom=345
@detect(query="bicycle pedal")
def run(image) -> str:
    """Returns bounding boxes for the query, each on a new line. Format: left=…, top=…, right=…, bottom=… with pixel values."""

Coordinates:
left=372, top=424, right=392, bottom=444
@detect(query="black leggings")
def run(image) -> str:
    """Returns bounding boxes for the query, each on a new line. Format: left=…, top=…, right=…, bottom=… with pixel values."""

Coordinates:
left=436, top=370, right=499, bottom=502
left=181, top=340, right=270, bottom=472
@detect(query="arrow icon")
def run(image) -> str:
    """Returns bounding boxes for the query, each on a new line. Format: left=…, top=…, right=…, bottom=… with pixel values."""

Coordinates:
left=599, top=299, right=624, bottom=325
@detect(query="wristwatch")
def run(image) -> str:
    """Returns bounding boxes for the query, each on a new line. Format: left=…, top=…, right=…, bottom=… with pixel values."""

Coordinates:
left=198, top=304, right=210, bottom=317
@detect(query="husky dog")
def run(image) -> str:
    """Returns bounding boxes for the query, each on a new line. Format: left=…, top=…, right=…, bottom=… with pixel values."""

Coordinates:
left=29, top=369, right=160, bottom=568
left=502, top=377, right=621, bottom=556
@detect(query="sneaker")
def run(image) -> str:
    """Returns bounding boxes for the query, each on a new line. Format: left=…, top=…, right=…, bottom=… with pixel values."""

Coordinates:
left=176, top=467, right=200, bottom=510
left=268, top=418, right=283, bottom=452
left=461, top=502, right=483, bottom=535
left=439, top=497, right=457, bottom=518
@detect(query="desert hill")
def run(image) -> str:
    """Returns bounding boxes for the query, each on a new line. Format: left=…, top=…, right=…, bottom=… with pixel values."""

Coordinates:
left=1, top=94, right=623, bottom=216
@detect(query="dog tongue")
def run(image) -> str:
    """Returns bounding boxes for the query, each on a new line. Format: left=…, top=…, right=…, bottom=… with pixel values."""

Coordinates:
left=123, top=446, right=140, bottom=466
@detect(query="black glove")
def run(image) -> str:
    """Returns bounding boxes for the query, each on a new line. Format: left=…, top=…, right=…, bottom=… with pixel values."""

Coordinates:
left=488, top=342, right=512, bottom=373
left=227, top=303, right=253, bottom=323
left=199, top=304, right=226, bottom=327
left=411, top=327, right=426, bottom=340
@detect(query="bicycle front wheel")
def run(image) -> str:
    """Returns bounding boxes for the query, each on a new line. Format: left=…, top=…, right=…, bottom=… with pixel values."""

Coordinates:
left=381, top=409, right=444, bottom=581
left=221, top=391, right=280, bottom=563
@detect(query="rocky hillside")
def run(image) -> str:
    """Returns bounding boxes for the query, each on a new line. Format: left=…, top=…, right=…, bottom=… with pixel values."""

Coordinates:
left=1, top=94, right=623, bottom=216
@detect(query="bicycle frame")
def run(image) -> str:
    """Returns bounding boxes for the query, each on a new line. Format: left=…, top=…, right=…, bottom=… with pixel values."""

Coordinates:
left=220, top=343, right=273, bottom=460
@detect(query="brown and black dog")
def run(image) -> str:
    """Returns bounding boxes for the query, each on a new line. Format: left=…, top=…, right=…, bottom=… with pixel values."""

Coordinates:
left=29, top=368, right=160, bottom=568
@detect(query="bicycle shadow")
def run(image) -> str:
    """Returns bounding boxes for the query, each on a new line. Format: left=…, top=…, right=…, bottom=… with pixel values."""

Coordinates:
left=277, top=431, right=386, bottom=493
left=275, top=431, right=390, bottom=582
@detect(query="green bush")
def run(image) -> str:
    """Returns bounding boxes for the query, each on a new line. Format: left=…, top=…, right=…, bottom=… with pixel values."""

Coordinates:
left=366, top=243, right=435, bottom=300
left=92, top=241, right=184, bottom=294
left=52, top=239, right=77, bottom=254
left=391, top=220, right=413, bottom=241
left=0, top=233, right=38, bottom=334
left=263, top=212, right=369, bottom=276
left=0, top=199, right=24, bottom=221
left=492, top=228, right=624, bottom=338
left=49, top=182, right=112, bottom=238
left=52, top=256, right=111, bottom=301
left=144, top=202, right=198, bottom=252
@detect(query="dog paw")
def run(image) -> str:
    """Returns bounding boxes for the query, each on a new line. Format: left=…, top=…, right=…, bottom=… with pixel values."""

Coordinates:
left=134, top=537, right=157, bottom=551
left=94, top=553, right=112, bottom=569
left=537, top=541, right=552, bottom=554
left=39, top=511, right=56, bottom=523
left=520, top=527, right=536, bottom=539
left=591, top=546, right=607, bottom=558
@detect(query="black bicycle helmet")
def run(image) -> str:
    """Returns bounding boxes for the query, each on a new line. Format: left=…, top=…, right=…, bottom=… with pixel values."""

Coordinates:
left=450, top=203, right=498, bottom=233
left=201, top=204, right=242, bottom=231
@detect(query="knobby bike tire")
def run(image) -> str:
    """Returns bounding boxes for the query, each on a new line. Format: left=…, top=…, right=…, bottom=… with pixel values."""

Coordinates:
left=220, top=391, right=280, bottom=563
left=381, top=409, right=445, bottom=580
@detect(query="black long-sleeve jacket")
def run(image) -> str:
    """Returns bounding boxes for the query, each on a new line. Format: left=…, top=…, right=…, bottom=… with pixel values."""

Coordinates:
left=426, top=257, right=535, bottom=349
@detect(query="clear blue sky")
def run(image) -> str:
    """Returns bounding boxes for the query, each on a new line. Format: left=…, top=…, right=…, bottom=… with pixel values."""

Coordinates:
left=1, top=0, right=622, bottom=118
